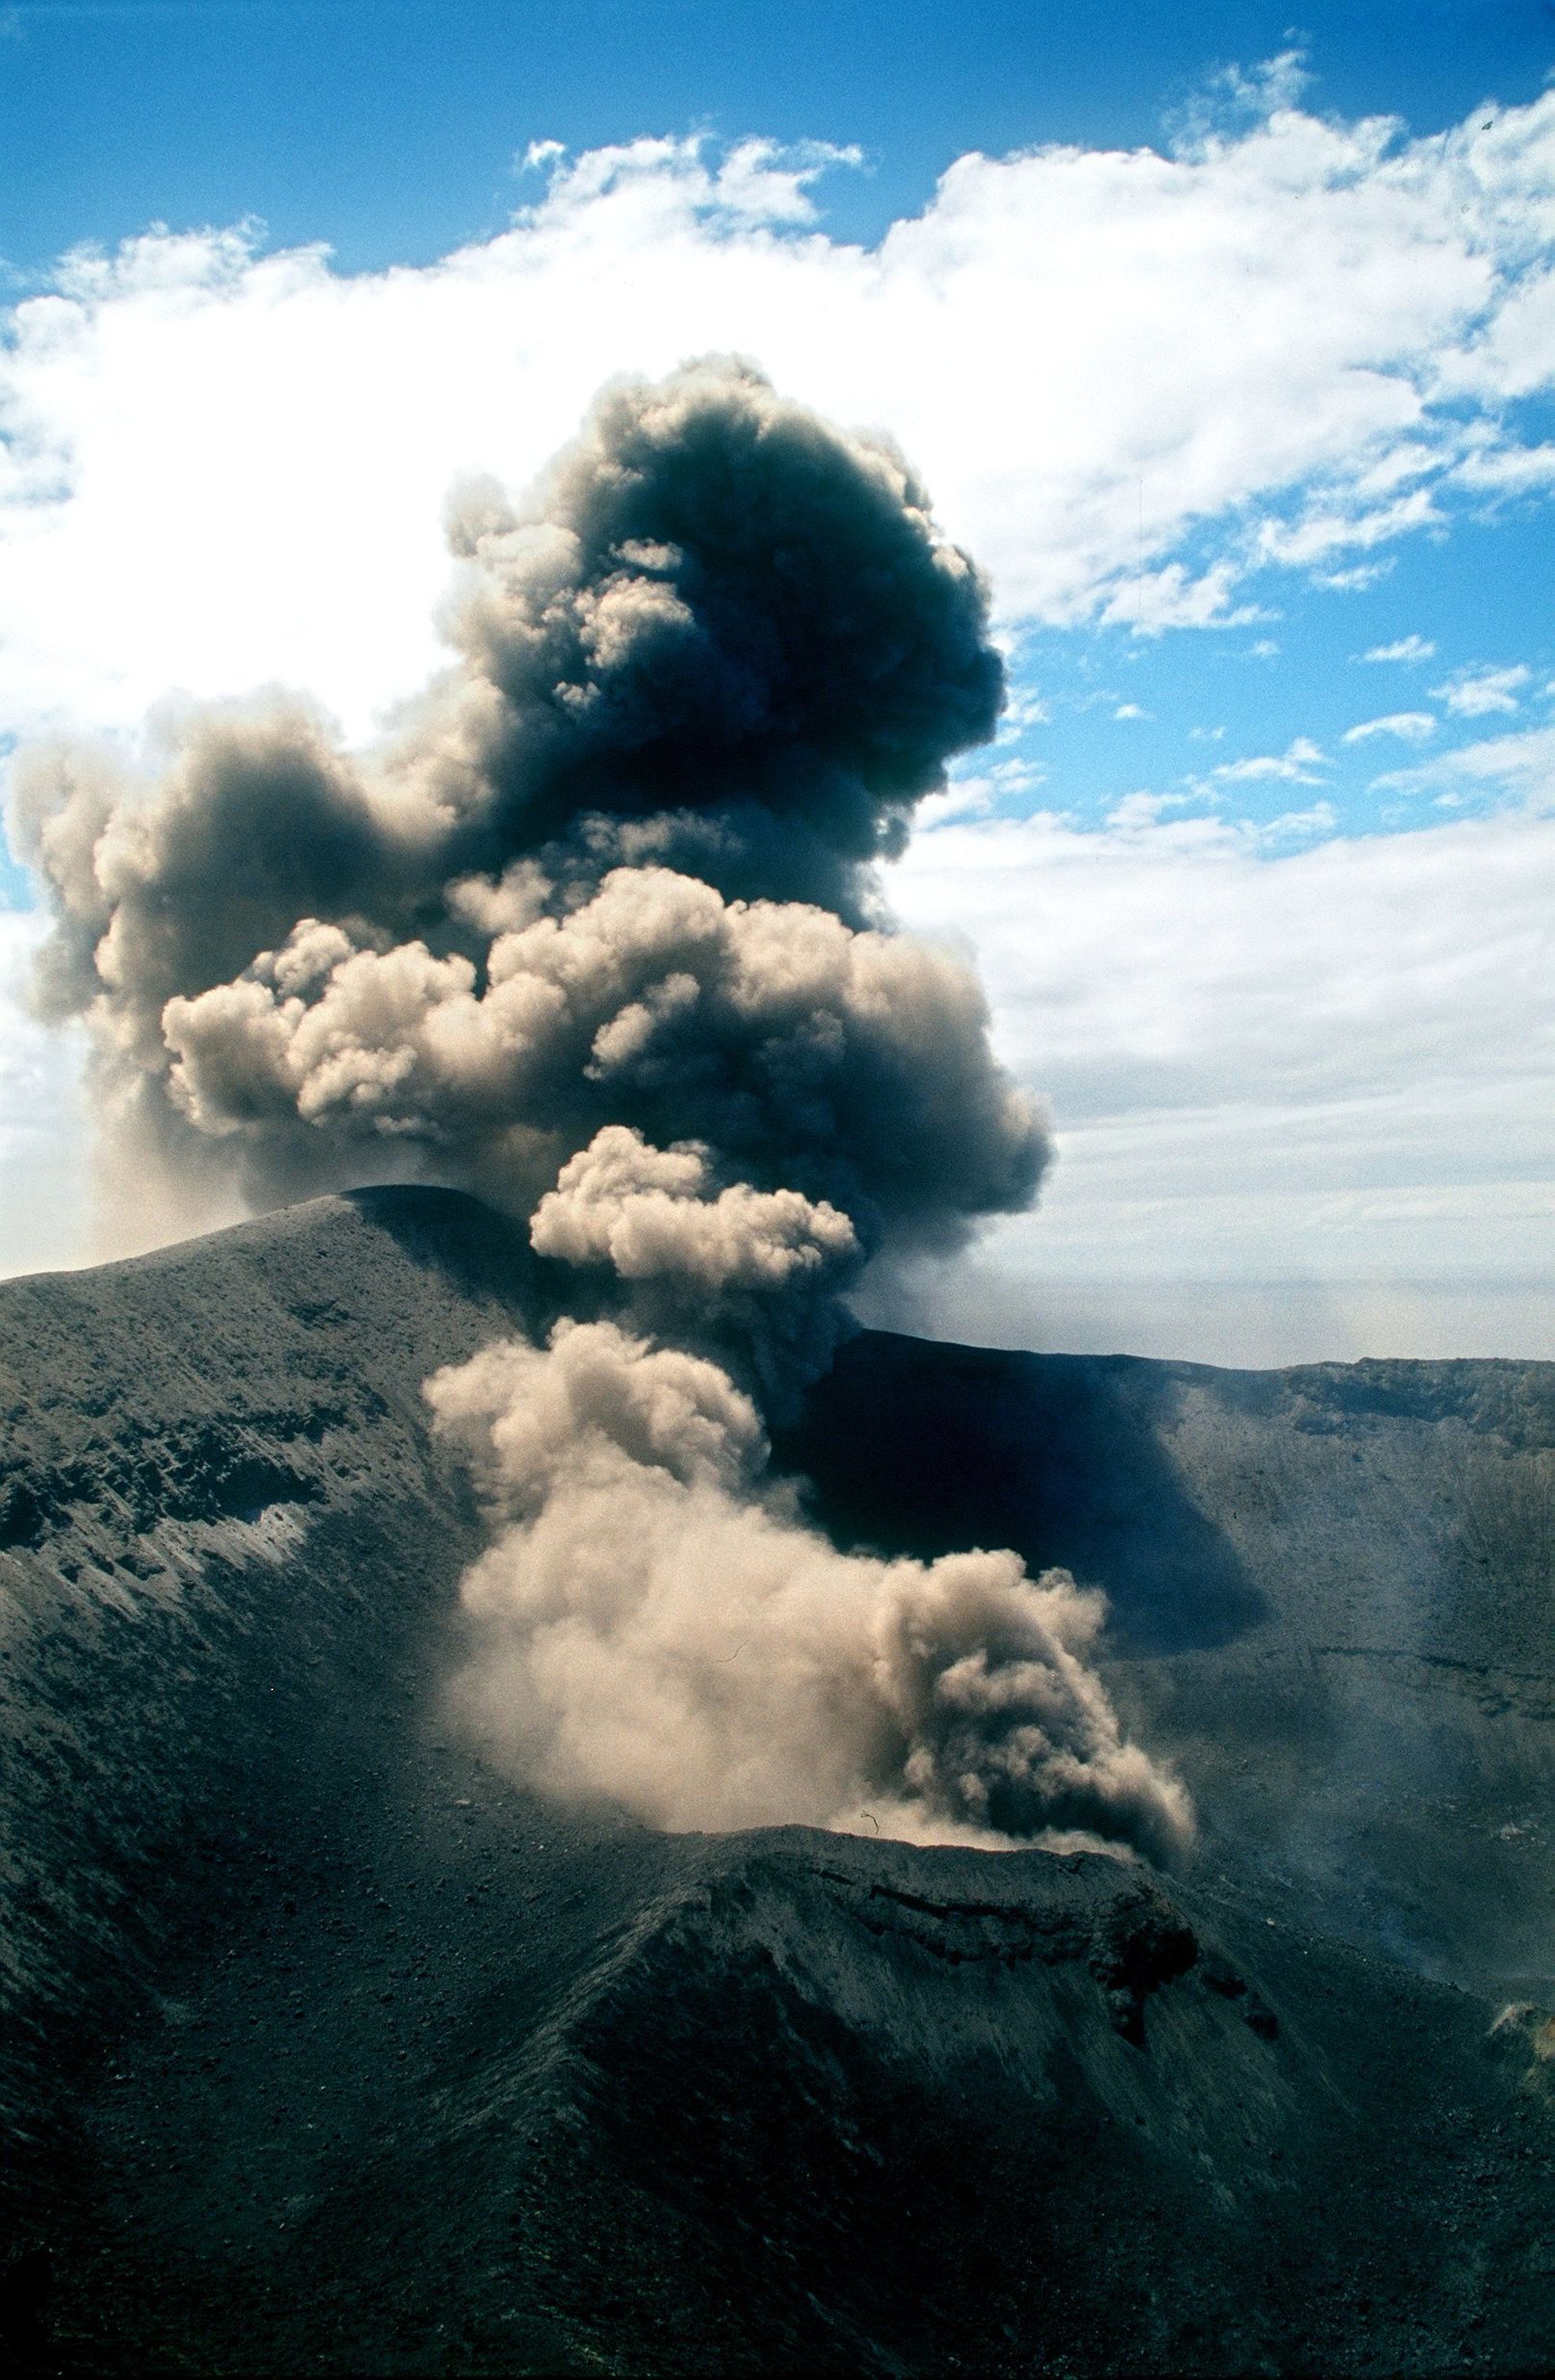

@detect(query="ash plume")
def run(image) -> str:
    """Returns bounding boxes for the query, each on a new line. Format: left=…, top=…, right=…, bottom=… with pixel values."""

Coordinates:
left=13, top=357, right=1190, bottom=1861
left=10, top=357, right=1008, bottom=1228
left=428, top=1320, right=1191, bottom=1860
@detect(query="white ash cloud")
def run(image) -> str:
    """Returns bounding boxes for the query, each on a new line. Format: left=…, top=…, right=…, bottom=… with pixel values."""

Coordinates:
left=428, top=1321, right=1192, bottom=1862
left=13, top=358, right=1185, bottom=1861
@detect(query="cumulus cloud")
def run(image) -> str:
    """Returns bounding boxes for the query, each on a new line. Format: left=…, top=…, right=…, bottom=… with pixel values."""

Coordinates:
left=2, top=90, right=1553, bottom=743
left=427, top=1319, right=1192, bottom=1860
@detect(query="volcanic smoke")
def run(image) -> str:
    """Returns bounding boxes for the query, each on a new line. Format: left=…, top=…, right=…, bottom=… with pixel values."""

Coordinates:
left=13, top=359, right=1192, bottom=1860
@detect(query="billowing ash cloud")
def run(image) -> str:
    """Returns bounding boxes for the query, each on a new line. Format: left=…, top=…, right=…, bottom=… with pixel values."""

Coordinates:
left=11, top=358, right=1005, bottom=1193
left=13, top=357, right=1190, bottom=1861
left=155, top=862, right=1041, bottom=1274
left=428, top=1321, right=1191, bottom=1861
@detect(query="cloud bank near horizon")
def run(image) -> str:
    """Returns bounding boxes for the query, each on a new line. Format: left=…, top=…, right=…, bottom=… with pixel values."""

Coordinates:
left=885, top=790, right=1555, bottom=1329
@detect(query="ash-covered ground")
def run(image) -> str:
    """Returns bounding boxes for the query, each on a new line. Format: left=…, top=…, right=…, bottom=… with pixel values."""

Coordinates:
left=2, top=1188, right=1553, bottom=2375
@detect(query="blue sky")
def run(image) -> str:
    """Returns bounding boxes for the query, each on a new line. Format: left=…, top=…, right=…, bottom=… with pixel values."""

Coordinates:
left=1, top=2, right=1552, bottom=1357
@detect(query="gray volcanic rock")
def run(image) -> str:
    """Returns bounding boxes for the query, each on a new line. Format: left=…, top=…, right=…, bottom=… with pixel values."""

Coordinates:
left=1, top=1189, right=1553, bottom=2374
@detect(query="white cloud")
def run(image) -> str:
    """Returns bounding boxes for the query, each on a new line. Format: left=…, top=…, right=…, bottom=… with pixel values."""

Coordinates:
left=1105, top=791, right=1200, bottom=831
left=1112, top=701, right=1146, bottom=720
left=0, top=910, right=88, bottom=1275
left=1097, top=559, right=1259, bottom=636
left=507, top=131, right=863, bottom=227
left=1166, top=46, right=1315, bottom=150
left=1211, top=735, right=1326, bottom=783
left=998, top=684, right=1052, bottom=730
left=1313, top=559, right=1395, bottom=592
left=1, top=89, right=1553, bottom=744
left=1452, top=441, right=1555, bottom=494
left=1358, top=634, right=1436, bottom=663
left=1258, top=799, right=1338, bottom=845
left=919, top=752, right=1045, bottom=826
left=1432, top=662, right=1533, bottom=716
left=893, top=801, right=1555, bottom=1121
left=1342, top=711, right=1437, bottom=744
left=1254, top=485, right=1440, bottom=570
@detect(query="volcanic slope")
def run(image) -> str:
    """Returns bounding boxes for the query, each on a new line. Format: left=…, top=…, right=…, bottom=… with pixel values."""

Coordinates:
left=1, top=1188, right=1553, bottom=2375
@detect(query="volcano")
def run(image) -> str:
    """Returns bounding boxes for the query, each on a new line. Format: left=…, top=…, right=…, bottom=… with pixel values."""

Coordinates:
left=2, top=1188, right=1552, bottom=2375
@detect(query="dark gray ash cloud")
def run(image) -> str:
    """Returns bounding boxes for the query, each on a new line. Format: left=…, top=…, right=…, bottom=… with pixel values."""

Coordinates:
left=12, top=357, right=1190, bottom=1861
